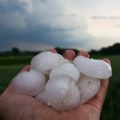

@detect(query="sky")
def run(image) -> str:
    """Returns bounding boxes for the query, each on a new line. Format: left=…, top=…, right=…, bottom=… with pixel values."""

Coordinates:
left=0, top=0, right=120, bottom=51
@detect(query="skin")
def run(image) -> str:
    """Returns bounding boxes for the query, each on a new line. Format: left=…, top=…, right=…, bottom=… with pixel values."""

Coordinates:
left=0, top=50, right=111, bottom=120
left=63, top=49, right=76, bottom=61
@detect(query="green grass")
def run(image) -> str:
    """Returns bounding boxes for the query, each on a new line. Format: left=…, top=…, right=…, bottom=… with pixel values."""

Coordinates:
left=90, top=54, right=120, bottom=120
left=0, top=55, right=120, bottom=120
left=0, top=56, right=32, bottom=66
left=100, top=55, right=120, bottom=120
left=0, top=65, right=25, bottom=94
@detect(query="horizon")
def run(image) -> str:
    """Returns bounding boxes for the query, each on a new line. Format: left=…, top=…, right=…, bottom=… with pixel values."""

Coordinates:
left=0, top=42, right=120, bottom=53
left=0, top=0, right=120, bottom=51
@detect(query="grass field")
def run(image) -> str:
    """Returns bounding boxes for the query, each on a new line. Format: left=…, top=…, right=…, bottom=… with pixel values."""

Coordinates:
left=0, top=54, right=120, bottom=120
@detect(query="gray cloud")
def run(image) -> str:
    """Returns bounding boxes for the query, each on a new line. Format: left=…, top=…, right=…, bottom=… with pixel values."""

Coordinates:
left=0, top=0, right=93, bottom=51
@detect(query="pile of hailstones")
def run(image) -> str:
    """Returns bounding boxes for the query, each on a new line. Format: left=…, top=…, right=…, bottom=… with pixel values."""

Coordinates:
left=12, top=51, right=112, bottom=110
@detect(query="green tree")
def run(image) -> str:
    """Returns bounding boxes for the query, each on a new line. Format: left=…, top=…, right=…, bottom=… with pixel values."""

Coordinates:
left=11, top=47, right=21, bottom=55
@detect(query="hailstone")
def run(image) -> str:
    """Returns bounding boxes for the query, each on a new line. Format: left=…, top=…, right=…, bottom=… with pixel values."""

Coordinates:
left=36, top=91, right=48, bottom=104
left=45, top=76, right=81, bottom=110
left=77, top=77, right=100, bottom=104
left=30, top=51, right=66, bottom=75
left=73, top=56, right=112, bottom=79
left=49, top=62, right=80, bottom=82
left=12, top=69, right=45, bottom=96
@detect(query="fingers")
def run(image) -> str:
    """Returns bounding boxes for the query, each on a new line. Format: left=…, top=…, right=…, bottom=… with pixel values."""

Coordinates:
left=77, top=52, right=110, bottom=107
left=49, top=49, right=76, bottom=60
left=93, top=78, right=109, bottom=110
left=99, top=79, right=109, bottom=102
left=49, top=49, right=57, bottom=53
left=63, top=50, right=76, bottom=60
left=87, top=58, right=111, bottom=110
left=97, top=58, right=111, bottom=105
left=102, top=58, right=111, bottom=65
left=77, top=50, right=89, bottom=58
left=20, top=65, right=30, bottom=72
left=49, top=49, right=89, bottom=61
left=99, top=58, right=111, bottom=105
left=63, top=49, right=90, bottom=61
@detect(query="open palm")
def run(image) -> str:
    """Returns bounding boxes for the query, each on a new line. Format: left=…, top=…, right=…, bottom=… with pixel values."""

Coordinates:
left=0, top=50, right=110, bottom=120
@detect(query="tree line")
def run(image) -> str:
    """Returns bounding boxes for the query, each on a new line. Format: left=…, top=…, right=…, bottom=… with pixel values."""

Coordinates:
left=0, top=42, right=120, bottom=57
left=90, top=42, right=120, bottom=54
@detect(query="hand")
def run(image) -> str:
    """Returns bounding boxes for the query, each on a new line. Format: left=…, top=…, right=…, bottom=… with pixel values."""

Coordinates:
left=0, top=50, right=110, bottom=120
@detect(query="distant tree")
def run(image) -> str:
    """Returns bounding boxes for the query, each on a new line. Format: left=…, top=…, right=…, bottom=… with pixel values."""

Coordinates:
left=90, top=49, right=98, bottom=54
left=55, top=47, right=65, bottom=55
left=11, top=47, right=21, bottom=55
left=99, top=42, right=120, bottom=54
left=112, top=43, right=120, bottom=54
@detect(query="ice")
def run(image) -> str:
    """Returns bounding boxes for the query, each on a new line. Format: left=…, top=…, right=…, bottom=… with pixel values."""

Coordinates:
left=30, top=51, right=66, bottom=75
left=45, top=76, right=81, bottom=110
left=73, top=56, right=112, bottom=79
left=78, top=77, right=100, bottom=104
left=12, top=69, right=45, bottom=96
left=50, top=62, right=80, bottom=82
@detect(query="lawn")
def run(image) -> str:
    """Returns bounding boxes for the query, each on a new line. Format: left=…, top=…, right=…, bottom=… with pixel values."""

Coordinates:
left=0, top=54, right=120, bottom=120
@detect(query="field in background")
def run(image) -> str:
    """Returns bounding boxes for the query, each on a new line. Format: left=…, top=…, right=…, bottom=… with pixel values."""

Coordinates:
left=0, top=54, right=120, bottom=120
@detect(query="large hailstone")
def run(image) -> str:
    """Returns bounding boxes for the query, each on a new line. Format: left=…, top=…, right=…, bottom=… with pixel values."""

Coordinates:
left=30, top=51, right=66, bottom=75
left=77, top=77, right=100, bottom=104
left=12, top=69, right=45, bottom=96
left=36, top=91, right=48, bottom=104
left=49, top=62, right=80, bottom=82
left=44, top=76, right=81, bottom=110
left=73, top=56, right=112, bottom=79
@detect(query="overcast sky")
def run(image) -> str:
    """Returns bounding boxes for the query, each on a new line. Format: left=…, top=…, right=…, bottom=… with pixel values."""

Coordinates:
left=0, top=0, right=120, bottom=51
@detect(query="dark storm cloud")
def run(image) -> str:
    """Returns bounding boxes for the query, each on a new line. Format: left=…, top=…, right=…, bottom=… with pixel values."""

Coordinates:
left=0, top=23, right=88, bottom=49
left=0, top=0, right=92, bottom=51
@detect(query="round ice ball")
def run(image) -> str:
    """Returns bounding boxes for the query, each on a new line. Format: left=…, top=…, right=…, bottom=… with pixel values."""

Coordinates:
left=78, top=77, right=100, bottom=104
left=12, top=69, right=45, bottom=96
left=36, top=91, right=48, bottom=104
left=49, top=62, right=80, bottom=82
left=30, top=51, right=66, bottom=75
left=73, top=56, right=112, bottom=79
left=45, top=76, right=81, bottom=110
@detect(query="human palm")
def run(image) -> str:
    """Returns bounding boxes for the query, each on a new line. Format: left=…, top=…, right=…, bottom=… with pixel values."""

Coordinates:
left=0, top=50, right=110, bottom=120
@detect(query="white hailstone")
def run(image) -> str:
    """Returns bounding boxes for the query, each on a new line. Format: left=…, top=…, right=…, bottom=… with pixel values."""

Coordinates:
left=78, top=77, right=100, bottom=104
left=12, top=69, right=45, bottom=96
left=36, top=91, right=48, bottom=104
left=45, top=76, right=81, bottom=110
left=30, top=51, right=66, bottom=75
left=49, top=63, right=80, bottom=82
left=73, top=56, right=112, bottom=79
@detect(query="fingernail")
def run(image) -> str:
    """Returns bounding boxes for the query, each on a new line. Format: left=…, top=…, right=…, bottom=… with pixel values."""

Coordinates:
left=23, top=65, right=30, bottom=71
left=63, top=50, right=76, bottom=60
left=77, top=50, right=89, bottom=58
left=49, top=49, right=57, bottom=53
left=102, top=58, right=111, bottom=65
